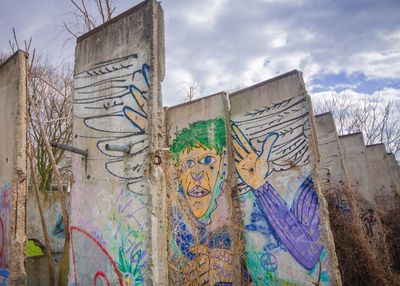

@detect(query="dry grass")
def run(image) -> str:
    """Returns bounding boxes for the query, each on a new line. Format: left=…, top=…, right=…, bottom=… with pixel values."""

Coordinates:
left=329, top=207, right=392, bottom=286
left=380, top=200, right=400, bottom=277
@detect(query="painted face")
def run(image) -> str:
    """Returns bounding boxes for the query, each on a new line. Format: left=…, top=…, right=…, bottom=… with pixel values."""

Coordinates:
left=178, top=145, right=223, bottom=218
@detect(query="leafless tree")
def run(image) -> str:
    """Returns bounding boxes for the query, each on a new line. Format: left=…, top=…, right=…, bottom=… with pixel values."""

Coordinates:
left=29, top=56, right=73, bottom=191
left=8, top=30, right=73, bottom=192
left=183, top=79, right=201, bottom=102
left=64, top=0, right=116, bottom=38
left=313, top=91, right=400, bottom=159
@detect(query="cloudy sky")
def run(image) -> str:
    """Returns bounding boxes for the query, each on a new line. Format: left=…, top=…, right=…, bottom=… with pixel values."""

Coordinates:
left=0, top=0, right=399, bottom=107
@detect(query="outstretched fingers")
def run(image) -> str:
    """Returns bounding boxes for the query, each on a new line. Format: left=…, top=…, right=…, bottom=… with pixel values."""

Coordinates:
left=259, top=132, right=279, bottom=170
left=129, top=84, right=147, bottom=117
left=123, top=106, right=147, bottom=132
left=231, top=123, right=254, bottom=158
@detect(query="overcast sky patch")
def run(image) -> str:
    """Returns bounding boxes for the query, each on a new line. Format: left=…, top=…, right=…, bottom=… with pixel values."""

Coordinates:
left=0, top=0, right=399, bottom=107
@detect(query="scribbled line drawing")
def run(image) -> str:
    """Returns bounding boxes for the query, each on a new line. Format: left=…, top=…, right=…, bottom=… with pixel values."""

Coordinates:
left=70, top=226, right=123, bottom=286
left=232, top=94, right=323, bottom=271
left=232, top=94, right=311, bottom=194
left=74, top=54, right=150, bottom=193
left=51, top=214, right=65, bottom=238
left=325, top=189, right=352, bottom=214
left=116, top=236, right=146, bottom=286
left=361, top=209, right=376, bottom=237
left=168, top=117, right=233, bottom=285
left=0, top=183, right=11, bottom=282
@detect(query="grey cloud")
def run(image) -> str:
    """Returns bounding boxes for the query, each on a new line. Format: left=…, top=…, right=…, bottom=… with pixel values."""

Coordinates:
left=160, top=0, right=400, bottom=104
left=0, top=0, right=399, bottom=105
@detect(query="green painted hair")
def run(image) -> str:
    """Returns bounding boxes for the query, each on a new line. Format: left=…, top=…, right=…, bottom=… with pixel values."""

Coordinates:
left=170, top=116, right=226, bottom=164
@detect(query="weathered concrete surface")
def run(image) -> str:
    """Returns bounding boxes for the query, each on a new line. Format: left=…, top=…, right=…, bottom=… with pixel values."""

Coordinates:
left=229, top=71, right=341, bottom=285
left=314, top=113, right=391, bottom=284
left=166, top=93, right=241, bottom=284
left=339, top=134, right=390, bottom=266
left=314, top=113, right=351, bottom=213
left=0, top=50, right=28, bottom=285
left=366, top=144, right=398, bottom=212
left=70, top=1, right=166, bottom=284
left=387, top=153, right=400, bottom=194
left=26, top=253, right=62, bottom=286
left=26, top=189, right=70, bottom=253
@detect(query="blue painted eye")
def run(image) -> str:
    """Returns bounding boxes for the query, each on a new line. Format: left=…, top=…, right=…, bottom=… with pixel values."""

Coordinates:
left=185, top=159, right=195, bottom=168
left=199, top=155, right=216, bottom=165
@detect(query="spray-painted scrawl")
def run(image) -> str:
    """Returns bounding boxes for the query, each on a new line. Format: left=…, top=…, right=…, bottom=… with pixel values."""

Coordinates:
left=74, top=53, right=150, bottom=193
left=169, top=117, right=233, bottom=285
left=72, top=54, right=150, bottom=285
left=0, top=183, right=11, bottom=285
left=231, top=95, right=331, bottom=285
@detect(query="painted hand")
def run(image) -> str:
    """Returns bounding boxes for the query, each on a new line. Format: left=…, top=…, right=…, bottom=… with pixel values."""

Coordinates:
left=232, top=123, right=278, bottom=190
left=123, top=64, right=149, bottom=132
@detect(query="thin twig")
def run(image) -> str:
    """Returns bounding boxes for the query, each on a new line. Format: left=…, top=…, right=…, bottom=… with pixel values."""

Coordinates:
left=12, top=27, right=19, bottom=50
left=28, top=144, right=56, bottom=286
left=63, top=22, right=78, bottom=38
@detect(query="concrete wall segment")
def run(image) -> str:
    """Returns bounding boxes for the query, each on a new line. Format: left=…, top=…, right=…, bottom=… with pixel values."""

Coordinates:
left=314, top=113, right=351, bottom=213
left=26, top=190, right=70, bottom=253
left=366, top=144, right=398, bottom=212
left=70, top=1, right=165, bottom=284
left=229, top=72, right=341, bottom=285
left=166, top=93, right=241, bottom=285
left=339, top=133, right=390, bottom=267
left=387, top=153, right=400, bottom=194
left=338, top=134, right=375, bottom=206
left=0, top=50, right=29, bottom=285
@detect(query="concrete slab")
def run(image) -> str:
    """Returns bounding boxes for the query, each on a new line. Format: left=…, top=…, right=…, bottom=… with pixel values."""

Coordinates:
left=339, top=134, right=390, bottom=266
left=166, top=93, right=240, bottom=285
left=366, top=144, right=398, bottom=212
left=70, top=1, right=166, bottom=284
left=387, top=153, right=400, bottom=195
left=26, top=190, right=70, bottom=253
left=314, top=112, right=351, bottom=213
left=26, top=254, right=62, bottom=286
left=229, top=71, right=341, bottom=285
left=0, top=50, right=28, bottom=285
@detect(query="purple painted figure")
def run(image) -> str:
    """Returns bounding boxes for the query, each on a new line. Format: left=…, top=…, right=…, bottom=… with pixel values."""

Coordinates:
left=232, top=123, right=322, bottom=270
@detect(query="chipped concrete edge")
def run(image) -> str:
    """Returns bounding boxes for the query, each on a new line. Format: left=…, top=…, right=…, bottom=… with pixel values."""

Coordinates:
left=7, top=50, right=29, bottom=285
left=298, top=72, right=342, bottom=286
left=147, top=0, right=168, bottom=284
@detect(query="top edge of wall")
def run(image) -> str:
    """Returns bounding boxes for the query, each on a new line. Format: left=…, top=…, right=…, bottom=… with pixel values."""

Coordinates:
left=366, top=143, right=385, bottom=148
left=77, top=0, right=151, bottom=42
left=166, top=91, right=227, bottom=111
left=229, top=69, right=301, bottom=98
left=314, top=111, right=332, bottom=118
left=338, top=132, right=363, bottom=138
left=0, top=50, right=28, bottom=70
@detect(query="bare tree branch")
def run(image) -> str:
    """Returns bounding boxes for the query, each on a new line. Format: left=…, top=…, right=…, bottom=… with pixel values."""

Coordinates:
left=313, top=91, right=400, bottom=159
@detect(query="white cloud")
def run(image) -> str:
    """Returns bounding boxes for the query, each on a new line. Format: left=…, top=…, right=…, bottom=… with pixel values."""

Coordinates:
left=1, top=0, right=399, bottom=109
left=183, top=0, right=229, bottom=27
left=310, top=87, right=400, bottom=111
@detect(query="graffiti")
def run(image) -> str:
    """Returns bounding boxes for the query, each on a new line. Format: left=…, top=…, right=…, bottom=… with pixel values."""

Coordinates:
left=70, top=226, right=123, bottom=286
left=231, top=94, right=329, bottom=285
left=116, top=238, right=146, bottom=286
left=51, top=214, right=65, bottom=238
left=170, top=117, right=226, bottom=220
left=361, top=209, right=376, bottom=237
left=327, top=191, right=351, bottom=214
left=0, top=218, right=4, bottom=267
left=169, top=117, right=233, bottom=285
left=0, top=183, right=11, bottom=284
left=72, top=52, right=150, bottom=285
left=74, top=54, right=150, bottom=194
